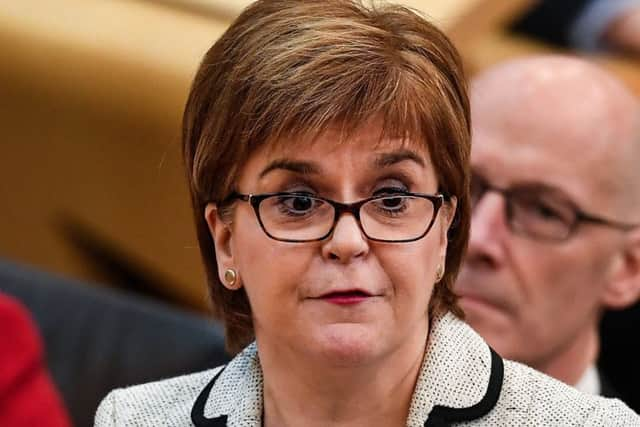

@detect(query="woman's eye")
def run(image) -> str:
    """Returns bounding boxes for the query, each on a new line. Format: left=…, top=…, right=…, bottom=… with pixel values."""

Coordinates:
left=381, top=196, right=405, bottom=209
left=290, top=196, right=313, bottom=212
left=369, top=195, right=410, bottom=217
left=277, top=195, right=317, bottom=215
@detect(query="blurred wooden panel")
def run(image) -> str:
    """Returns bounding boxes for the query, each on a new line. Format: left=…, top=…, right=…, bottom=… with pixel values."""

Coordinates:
left=596, top=56, right=640, bottom=96
left=160, top=0, right=497, bottom=31
left=172, top=0, right=483, bottom=23
left=0, top=0, right=229, bottom=124
left=0, top=0, right=230, bottom=310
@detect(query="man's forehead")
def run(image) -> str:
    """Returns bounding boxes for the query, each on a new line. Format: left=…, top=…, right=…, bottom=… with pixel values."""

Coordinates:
left=472, top=67, right=629, bottom=148
left=472, top=57, right=638, bottom=135
left=470, top=57, right=640, bottom=216
left=471, top=101, right=611, bottom=168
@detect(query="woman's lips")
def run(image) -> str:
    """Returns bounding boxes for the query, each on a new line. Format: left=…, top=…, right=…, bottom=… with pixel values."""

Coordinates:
left=319, top=290, right=373, bottom=305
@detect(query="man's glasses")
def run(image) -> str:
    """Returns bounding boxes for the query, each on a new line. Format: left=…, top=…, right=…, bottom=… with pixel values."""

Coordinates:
left=224, top=191, right=448, bottom=243
left=471, top=173, right=639, bottom=242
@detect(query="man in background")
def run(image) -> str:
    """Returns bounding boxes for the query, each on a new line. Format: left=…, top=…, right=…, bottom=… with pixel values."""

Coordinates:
left=455, top=55, right=640, bottom=400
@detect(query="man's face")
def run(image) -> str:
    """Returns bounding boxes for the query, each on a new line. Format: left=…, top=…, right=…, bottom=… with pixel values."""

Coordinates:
left=455, top=80, right=629, bottom=372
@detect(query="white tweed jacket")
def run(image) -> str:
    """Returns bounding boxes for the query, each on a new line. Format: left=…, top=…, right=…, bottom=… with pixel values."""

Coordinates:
left=95, top=313, right=639, bottom=426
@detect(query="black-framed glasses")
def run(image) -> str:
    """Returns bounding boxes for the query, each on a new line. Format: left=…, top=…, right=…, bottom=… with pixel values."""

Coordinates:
left=471, top=173, right=639, bottom=242
left=223, top=191, right=447, bottom=243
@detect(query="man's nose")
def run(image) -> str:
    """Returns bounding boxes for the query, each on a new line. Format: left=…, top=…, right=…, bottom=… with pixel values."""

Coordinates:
left=321, top=213, right=369, bottom=263
left=466, top=193, right=509, bottom=269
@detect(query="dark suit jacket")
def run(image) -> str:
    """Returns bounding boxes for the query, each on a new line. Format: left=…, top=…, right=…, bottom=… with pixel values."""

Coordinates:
left=511, top=0, right=593, bottom=47
left=599, top=305, right=640, bottom=413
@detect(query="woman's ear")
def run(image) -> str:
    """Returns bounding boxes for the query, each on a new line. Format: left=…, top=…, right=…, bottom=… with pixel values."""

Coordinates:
left=204, top=203, right=236, bottom=282
left=438, top=196, right=457, bottom=262
left=444, top=196, right=458, bottom=231
left=602, top=229, right=640, bottom=309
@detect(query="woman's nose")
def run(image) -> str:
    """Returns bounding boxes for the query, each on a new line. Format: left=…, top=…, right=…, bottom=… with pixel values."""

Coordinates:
left=321, top=213, right=369, bottom=263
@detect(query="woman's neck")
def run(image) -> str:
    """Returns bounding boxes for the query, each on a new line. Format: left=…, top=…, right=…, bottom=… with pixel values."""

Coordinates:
left=258, top=324, right=429, bottom=427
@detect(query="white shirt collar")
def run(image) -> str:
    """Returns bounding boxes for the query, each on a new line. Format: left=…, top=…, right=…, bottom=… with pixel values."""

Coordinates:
left=574, top=364, right=601, bottom=395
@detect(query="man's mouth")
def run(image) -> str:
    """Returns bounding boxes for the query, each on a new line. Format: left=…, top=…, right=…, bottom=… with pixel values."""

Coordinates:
left=458, top=292, right=509, bottom=316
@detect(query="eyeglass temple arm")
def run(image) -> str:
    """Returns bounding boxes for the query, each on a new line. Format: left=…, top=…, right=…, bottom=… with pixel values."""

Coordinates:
left=578, top=212, right=639, bottom=231
left=222, top=192, right=250, bottom=203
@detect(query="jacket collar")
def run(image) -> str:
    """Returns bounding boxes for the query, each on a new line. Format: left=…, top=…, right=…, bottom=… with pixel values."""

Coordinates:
left=192, top=312, right=503, bottom=427
left=409, top=313, right=503, bottom=426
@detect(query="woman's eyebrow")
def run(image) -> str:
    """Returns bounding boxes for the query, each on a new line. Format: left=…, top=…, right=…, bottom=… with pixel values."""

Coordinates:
left=259, top=159, right=321, bottom=179
left=374, top=149, right=425, bottom=168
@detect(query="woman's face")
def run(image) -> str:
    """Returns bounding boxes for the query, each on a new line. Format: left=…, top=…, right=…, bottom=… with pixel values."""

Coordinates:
left=206, top=123, right=455, bottom=364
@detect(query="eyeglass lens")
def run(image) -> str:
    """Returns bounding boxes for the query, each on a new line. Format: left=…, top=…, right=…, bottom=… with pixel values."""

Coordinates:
left=470, top=174, right=577, bottom=241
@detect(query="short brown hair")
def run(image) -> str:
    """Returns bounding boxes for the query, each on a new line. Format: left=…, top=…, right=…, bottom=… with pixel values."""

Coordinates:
left=183, top=0, right=470, bottom=353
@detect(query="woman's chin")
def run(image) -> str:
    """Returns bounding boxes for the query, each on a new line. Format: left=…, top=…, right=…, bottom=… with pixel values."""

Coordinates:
left=310, top=323, right=383, bottom=366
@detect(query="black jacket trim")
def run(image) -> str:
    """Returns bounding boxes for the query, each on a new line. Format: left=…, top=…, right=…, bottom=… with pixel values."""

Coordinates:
left=191, top=367, right=228, bottom=427
left=424, top=348, right=504, bottom=427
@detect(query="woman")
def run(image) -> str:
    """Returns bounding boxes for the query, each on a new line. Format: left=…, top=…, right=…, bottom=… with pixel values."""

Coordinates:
left=96, top=1, right=639, bottom=425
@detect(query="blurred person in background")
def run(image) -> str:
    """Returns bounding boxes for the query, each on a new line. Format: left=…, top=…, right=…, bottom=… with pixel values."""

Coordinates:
left=513, top=0, right=640, bottom=55
left=456, top=55, right=640, bottom=402
left=0, top=293, right=71, bottom=427
left=95, top=1, right=639, bottom=426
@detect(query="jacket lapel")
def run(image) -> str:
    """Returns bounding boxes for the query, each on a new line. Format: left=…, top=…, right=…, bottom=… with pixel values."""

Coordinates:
left=191, top=367, right=228, bottom=427
left=191, top=343, right=263, bottom=427
left=407, top=313, right=503, bottom=427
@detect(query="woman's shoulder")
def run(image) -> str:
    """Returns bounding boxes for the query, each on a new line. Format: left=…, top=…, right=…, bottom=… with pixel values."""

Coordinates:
left=417, top=314, right=639, bottom=425
left=488, top=359, right=640, bottom=425
left=94, top=365, right=225, bottom=427
left=94, top=343, right=261, bottom=426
